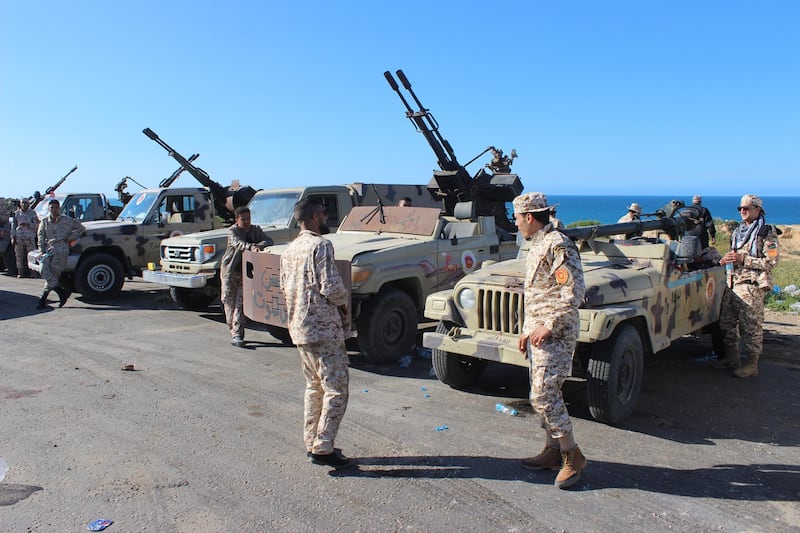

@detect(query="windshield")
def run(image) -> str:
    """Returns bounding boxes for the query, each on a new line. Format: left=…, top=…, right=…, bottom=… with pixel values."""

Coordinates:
left=118, top=191, right=159, bottom=223
left=249, top=192, right=301, bottom=227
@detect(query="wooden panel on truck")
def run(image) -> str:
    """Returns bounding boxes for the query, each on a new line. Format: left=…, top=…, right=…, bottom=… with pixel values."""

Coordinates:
left=242, top=250, right=352, bottom=332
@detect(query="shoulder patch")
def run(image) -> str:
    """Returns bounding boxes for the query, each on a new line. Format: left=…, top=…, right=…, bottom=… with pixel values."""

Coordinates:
left=554, top=266, right=571, bottom=285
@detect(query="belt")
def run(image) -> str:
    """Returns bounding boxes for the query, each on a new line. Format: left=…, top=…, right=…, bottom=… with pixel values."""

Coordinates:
left=738, top=280, right=756, bottom=286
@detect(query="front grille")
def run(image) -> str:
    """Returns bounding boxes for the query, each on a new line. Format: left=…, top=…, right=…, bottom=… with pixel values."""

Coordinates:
left=163, top=246, right=195, bottom=262
left=477, top=289, right=523, bottom=334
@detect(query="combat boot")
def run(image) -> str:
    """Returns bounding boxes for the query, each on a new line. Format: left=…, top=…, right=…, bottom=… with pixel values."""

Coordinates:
left=520, top=446, right=562, bottom=470
left=555, top=446, right=587, bottom=489
left=36, top=290, right=51, bottom=310
left=733, top=356, right=759, bottom=378
left=711, top=356, right=741, bottom=369
left=54, top=285, right=71, bottom=308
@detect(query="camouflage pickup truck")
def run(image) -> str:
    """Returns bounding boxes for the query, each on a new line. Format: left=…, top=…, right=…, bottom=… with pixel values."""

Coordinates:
left=422, top=202, right=726, bottom=423
left=29, top=187, right=220, bottom=300
left=243, top=203, right=519, bottom=363
left=142, top=183, right=435, bottom=310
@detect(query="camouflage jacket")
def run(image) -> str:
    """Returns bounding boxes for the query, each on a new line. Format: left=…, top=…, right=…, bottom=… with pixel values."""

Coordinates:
left=280, top=230, right=349, bottom=345
left=220, top=224, right=271, bottom=280
left=37, top=214, right=85, bottom=253
left=729, top=222, right=779, bottom=290
left=523, top=224, right=585, bottom=339
left=12, top=208, right=39, bottom=240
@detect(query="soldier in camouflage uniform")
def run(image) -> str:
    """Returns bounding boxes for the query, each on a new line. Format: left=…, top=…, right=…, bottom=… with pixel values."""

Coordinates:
left=220, top=206, right=272, bottom=347
left=713, top=194, right=779, bottom=378
left=11, top=198, right=39, bottom=277
left=513, top=192, right=588, bottom=489
left=36, top=199, right=85, bottom=309
left=280, top=198, right=353, bottom=470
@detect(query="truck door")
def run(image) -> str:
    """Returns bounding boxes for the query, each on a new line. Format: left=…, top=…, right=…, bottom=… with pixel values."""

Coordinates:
left=437, top=222, right=496, bottom=289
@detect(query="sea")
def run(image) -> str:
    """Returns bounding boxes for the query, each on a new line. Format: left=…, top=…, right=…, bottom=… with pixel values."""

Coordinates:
left=547, top=196, right=800, bottom=226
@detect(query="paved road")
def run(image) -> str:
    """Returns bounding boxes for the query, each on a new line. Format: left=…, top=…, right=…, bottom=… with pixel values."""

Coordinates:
left=1, top=277, right=798, bottom=532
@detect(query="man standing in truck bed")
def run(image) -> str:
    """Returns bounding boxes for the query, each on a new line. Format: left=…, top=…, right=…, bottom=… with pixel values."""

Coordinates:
left=513, top=192, right=588, bottom=489
left=280, top=199, right=353, bottom=470
left=221, top=206, right=272, bottom=347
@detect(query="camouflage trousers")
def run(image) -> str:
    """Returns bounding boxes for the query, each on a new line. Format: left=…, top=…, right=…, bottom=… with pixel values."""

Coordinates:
left=719, top=283, right=764, bottom=362
left=296, top=340, right=349, bottom=455
left=221, top=274, right=245, bottom=338
left=528, top=337, right=576, bottom=438
left=41, top=244, right=68, bottom=290
left=14, top=237, right=35, bottom=273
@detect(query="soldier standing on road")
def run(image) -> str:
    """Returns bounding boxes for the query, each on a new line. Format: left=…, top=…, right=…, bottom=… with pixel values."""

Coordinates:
left=513, top=192, right=588, bottom=489
left=11, top=198, right=40, bottom=277
left=713, top=194, right=779, bottom=378
left=280, top=199, right=353, bottom=470
left=220, top=206, right=272, bottom=348
left=36, top=199, right=85, bottom=309
left=691, top=195, right=717, bottom=248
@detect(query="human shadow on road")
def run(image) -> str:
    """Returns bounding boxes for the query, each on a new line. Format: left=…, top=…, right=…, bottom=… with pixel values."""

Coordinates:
left=0, top=483, right=43, bottom=506
left=331, top=455, right=799, bottom=500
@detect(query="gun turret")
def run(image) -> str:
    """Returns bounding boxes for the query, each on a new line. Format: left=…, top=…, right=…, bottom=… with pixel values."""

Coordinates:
left=143, top=128, right=256, bottom=223
left=30, top=165, right=78, bottom=209
left=562, top=201, right=694, bottom=243
left=385, top=70, right=522, bottom=231
left=114, top=175, right=149, bottom=206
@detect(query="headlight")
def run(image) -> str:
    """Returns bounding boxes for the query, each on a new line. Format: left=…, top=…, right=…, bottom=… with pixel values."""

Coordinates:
left=351, top=267, right=373, bottom=285
left=457, top=287, right=476, bottom=310
left=196, top=243, right=216, bottom=262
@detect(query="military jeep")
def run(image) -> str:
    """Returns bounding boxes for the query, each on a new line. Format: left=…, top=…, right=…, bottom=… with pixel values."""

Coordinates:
left=423, top=201, right=726, bottom=424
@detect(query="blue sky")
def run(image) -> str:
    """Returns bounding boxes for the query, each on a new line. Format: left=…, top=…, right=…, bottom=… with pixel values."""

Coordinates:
left=1, top=0, right=798, bottom=200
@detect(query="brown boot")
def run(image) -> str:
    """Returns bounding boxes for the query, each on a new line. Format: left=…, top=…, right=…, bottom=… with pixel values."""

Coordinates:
left=733, top=364, right=758, bottom=378
left=520, top=446, right=561, bottom=470
left=555, top=446, right=587, bottom=489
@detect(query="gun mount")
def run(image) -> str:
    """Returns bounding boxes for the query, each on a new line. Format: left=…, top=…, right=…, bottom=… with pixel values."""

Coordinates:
left=385, top=70, right=522, bottom=231
left=143, top=128, right=256, bottom=223
left=30, top=165, right=78, bottom=208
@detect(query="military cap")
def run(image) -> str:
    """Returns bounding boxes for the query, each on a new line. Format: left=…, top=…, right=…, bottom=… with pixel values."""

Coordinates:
left=513, top=192, right=553, bottom=214
left=740, top=194, right=765, bottom=215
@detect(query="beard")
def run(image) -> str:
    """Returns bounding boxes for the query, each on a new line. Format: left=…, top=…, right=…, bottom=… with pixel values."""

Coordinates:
left=319, top=223, right=331, bottom=235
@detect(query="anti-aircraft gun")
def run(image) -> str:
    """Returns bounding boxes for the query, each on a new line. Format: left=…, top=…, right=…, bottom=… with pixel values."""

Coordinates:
left=384, top=70, right=522, bottom=232
left=113, top=154, right=199, bottom=206
left=29, top=165, right=78, bottom=209
left=142, top=128, right=256, bottom=224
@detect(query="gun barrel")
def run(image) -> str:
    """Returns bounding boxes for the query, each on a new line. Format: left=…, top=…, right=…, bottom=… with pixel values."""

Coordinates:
left=562, top=217, right=685, bottom=242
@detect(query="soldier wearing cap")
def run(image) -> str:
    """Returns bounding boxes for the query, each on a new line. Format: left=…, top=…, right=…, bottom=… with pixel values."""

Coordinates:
left=713, top=194, right=779, bottom=378
left=691, top=195, right=717, bottom=247
left=11, top=197, right=39, bottom=277
left=617, top=202, right=643, bottom=239
left=513, top=192, right=587, bottom=489
left=36, top=199, right=85, bottom=309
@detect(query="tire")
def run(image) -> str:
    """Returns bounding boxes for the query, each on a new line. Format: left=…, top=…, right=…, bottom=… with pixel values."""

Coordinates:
left=170, top=287, right=216, bottom=311
left=586, top=324, right=644, bottom=424
left=74, top=253, right=125, bottom=301
left=432, top=321, right=487, bottom=388
left=265, top=325, right=294, bottom=345
left=356, top=288, right=418, bottom=364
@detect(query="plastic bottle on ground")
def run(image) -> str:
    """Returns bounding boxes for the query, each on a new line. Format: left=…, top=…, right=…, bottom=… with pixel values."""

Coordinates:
left=495, top=403, right=518, bottom=416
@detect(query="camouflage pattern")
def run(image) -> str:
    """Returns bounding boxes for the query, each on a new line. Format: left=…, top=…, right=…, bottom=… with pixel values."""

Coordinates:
left=37, top=213, right=85, bottom=290
left=13, top=206, right=39, bottom=272
left=221, top=279, right=246, bottom=339
left=522, top=225, right=585, bottom=437
left=719, top=219, right=779, bottom=364
left=296, top=340, right=349, bottom=454
left=220, top=223, right=271, bottom=339
left=280, top=230, right=349, bottom=345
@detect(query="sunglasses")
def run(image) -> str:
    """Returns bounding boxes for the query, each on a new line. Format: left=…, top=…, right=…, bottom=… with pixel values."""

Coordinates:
left=737, top=205, right=754, bottom=211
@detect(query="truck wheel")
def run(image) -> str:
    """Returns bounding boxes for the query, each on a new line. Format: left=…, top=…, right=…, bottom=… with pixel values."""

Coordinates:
left=587, top=324, right=644, bottom=424
left=75, top=253, right=124, bottom=301
left=170, top=287, right=216, bottom=311
left=265, top=325, right=294, bottom=345
left=432, top=321, right=486, bottom=388
left=356, top=288, right=417, bottom=364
